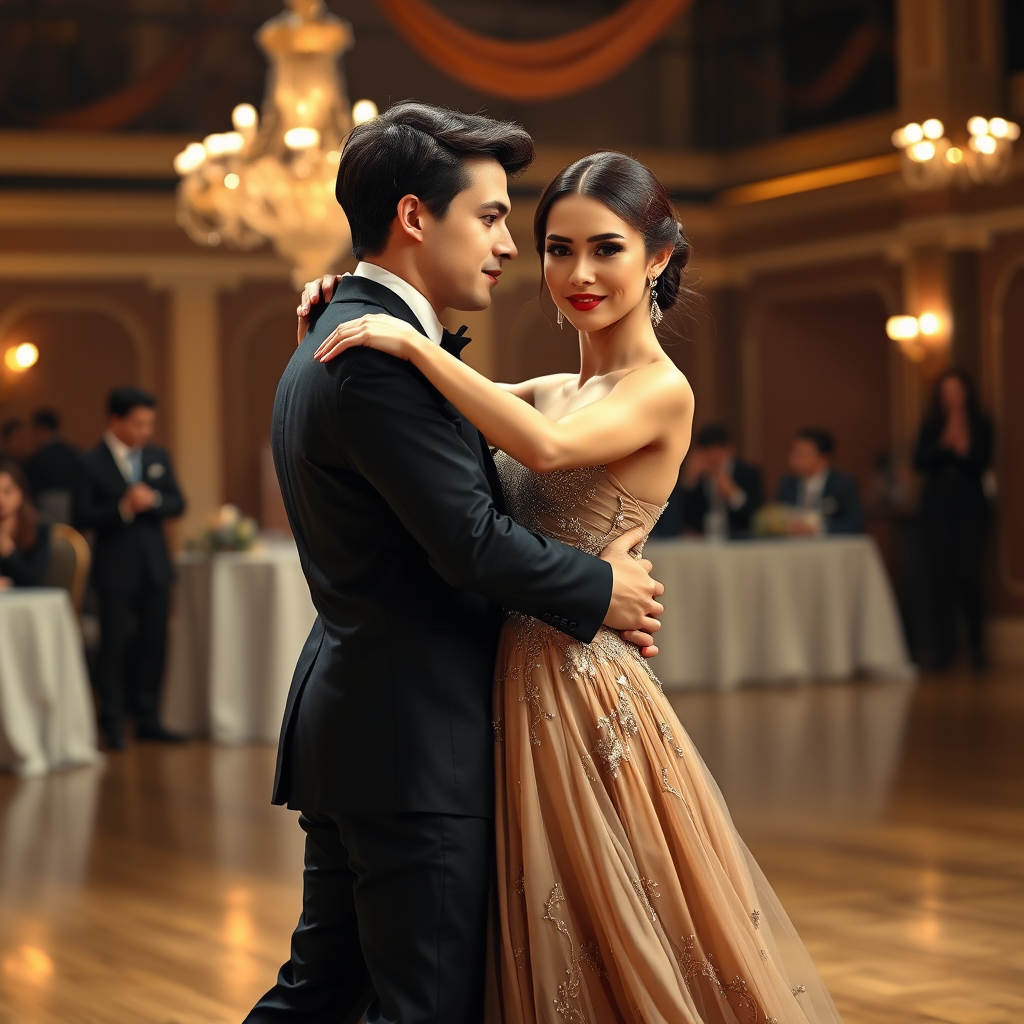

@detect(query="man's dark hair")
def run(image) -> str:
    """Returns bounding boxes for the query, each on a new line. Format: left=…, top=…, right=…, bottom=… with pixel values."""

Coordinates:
left=797, top=428, right=835, bottom=456
left=1, top=417, right=25, bottom=442
left=336, top=101, right=535, bottom=259
left=108, top=386, right=156, bottom=419
left=694, top=423, right=733, bottom=448
left=31, top=408, right=60, bottom=432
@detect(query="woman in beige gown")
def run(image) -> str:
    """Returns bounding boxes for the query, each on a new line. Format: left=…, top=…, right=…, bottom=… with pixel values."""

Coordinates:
left=317, top=151, right=844, bottom=1024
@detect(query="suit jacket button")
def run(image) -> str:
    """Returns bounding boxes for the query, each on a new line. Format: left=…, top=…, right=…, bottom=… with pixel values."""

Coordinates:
left=569, top=621, right=577, bottom=631
left=542, top=612, right=551, bottom=623
left=560, top=618, right=568, bottom=628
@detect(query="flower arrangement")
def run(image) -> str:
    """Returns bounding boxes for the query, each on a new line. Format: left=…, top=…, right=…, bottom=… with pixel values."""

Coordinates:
left=190, top=504, right=261, bottom=555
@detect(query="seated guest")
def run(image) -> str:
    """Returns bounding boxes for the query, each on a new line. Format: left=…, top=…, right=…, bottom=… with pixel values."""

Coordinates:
left=776, top=428, right=864, bottom=535
left=26, top=408, right=80, bottom=523
left=0, top=458, right=51, bottom=590
left=672, top=423, right=764, bottom=539
left=76, top=387, right=187, bottom=750
left=1, top=418, right=32, bottom=466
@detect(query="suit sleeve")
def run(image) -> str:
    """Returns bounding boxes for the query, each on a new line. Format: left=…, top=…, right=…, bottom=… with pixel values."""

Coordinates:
left=336, top=351, right=612, bottom=643
left=826, top=476, right=864, bottom=535
left=75, top=460, right=126, bottom=530
left=149, top=450, right=186, bottom=520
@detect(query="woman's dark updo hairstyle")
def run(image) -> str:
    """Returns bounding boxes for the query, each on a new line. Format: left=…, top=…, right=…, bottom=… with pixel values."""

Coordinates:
left=533, top=151, right=691, bottom=313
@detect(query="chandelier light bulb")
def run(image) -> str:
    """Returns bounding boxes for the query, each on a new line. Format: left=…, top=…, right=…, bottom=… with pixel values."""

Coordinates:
left=1007, top=122, right=1021, bottom=141
left=971, top=134, right=998, bottom=155
left=885, top=316, right=920, bottom=342
left=903, top=122, right=924, bottom=144
left=284, top=126, right=320, bottom=150
left=988, top=117, right=1009, bottom=138
left=922, top=118, right=944, bottom=140
left=909, top=140, right=936, bottom=162
left=891, top=127, right=907, bottom=148
left=352, top=99, right=378, bottom=124
left=945, top=147, right=964, bottom=164
left=967, top=116, right=989, bottom=136
left=203, top=132, right=244, bottom=157
left=918, top=312, right=941, bottom=336
left=224, top=173, right=240, bottom=190
left=232, top=103, right=258, bottom=131
left=173, top=142, right=207, bottom=175
left=4, top=342, right=39, bottom=371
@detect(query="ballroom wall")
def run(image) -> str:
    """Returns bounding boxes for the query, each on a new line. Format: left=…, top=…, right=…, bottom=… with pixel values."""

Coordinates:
left=0, top=0, right=1022, bottom=658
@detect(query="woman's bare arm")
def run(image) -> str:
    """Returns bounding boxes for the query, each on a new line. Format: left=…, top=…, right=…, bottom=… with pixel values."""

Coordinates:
left=315, top=314, right=692, bottom=472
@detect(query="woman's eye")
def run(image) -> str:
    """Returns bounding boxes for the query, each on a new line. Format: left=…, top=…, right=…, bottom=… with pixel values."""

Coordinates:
left=595, top=243, right=624, bottom=257
left=545, top=245, right=571, bottom=257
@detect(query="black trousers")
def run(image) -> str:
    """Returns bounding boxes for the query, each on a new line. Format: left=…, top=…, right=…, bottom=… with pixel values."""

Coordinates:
left=245, top=811, right=491, bottom=1024
left=95, top=583, right=170, bottom=732
left=921, top=500, right=987, bottom=665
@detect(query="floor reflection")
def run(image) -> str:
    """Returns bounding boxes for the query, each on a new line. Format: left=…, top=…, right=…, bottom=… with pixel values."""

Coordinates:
left=668, top=679, right=917, bottom=828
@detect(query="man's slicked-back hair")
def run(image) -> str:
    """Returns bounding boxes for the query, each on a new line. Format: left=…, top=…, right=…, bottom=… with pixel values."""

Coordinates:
left=335, top=101, right=535, bottom=259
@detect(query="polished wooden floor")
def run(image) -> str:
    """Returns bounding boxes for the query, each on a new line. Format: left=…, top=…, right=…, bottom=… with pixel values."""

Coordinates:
left=1, top=670, right=1022, bottom=1023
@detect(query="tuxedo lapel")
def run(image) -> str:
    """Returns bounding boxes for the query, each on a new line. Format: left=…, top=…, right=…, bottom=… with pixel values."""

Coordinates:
left=97, top=442, right=129, bottom=496
left=329, top=275, right=428, bottom=339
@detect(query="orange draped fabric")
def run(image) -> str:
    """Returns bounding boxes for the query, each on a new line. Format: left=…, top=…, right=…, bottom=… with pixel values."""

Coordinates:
left=373, top=0, right=694, bottom=101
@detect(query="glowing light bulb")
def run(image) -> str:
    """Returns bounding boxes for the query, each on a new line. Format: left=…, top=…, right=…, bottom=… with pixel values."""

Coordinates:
left=232, top=103, right=258, bottom=130
left=352, top=99, right=378, bottom=125
left=945, top=147, right=964, bottom=164
left=903, top=123, right=924, bottom=144
left=918, top=312, right=941, bottom=336
left=224, top=172, right=240, bottom=189
left=173, top=142, right=207, bottom=175
left=1007, top=122, right=1021, bottom=141
left=284, top=127, right=320, bottom=150
left=886, top=316, right=920, bottom=341
left=922, top=118, right=944, bottom=140
left=909, top=140, right=936, bottom=162
left=967, top=116, right=989, bottom=136
left=971, top=134, right=997, bottom=154
left=988, top=117, right=1009, bottom=138
left=891, top=127, right=908, bottom=148
left=4, top=342, right=39, bottom=371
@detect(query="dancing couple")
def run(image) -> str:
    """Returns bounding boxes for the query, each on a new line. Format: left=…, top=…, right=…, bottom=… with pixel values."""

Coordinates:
left=245, top=102, right=842, bottom=1024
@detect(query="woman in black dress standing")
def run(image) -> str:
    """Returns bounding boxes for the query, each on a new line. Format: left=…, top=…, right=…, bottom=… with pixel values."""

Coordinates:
left=0, top=458, right=51, bottom=590
left=914, top=371, right=993, bottom=670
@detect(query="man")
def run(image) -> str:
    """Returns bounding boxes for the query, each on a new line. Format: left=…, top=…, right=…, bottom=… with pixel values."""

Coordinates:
left=76, top=387, right=186, bottom=749
left=246, top=102, right=663, bottom=1024
left=776, top=427, right=864, bottom=535
left=25, top=408, right=80, bottom=523
left=654, top=422, right=763, bottom=538
left=0, top=418, right=31, bottom=465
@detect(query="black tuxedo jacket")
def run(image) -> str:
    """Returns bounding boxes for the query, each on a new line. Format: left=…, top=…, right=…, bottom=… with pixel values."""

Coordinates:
left=26, top=438, right=82, bottom=495
left=271, top=275, right=612, bottom=818
left=776, top=469, right=864, bottom=535
left=654, top=458, right=764, bottom=538
left=75, top=442, right=186, bottom=592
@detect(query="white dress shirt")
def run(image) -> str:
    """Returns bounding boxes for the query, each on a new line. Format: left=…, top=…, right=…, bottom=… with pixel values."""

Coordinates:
left=104, top=429, right=161, bottom=520
left=799, top=469, right=830, bottom=510
left=702, top=458, right=748, bottom=512
left=351, top=262, right=444, bottom=346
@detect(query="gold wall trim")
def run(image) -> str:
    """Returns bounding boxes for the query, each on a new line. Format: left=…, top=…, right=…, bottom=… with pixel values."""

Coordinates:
left=719, top=154, right=901, bottom=206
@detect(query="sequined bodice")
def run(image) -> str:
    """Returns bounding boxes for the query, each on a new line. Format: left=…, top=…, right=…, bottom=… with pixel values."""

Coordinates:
left=492, top=451, right=665, bottom=556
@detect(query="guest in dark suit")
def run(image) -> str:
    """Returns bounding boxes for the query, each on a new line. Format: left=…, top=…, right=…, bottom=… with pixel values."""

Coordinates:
left=0, top=458, right=51, bottom=590
left=75, top=387, right=186, bottom=749
left=26, top=408, right=81, bottom=523
left=914, top=370, right=993, bottom=670
left=654, top=422, right=764, bottom=538
left=776, top=428, right=864, bottom=535
left=0, top=418, right=31, bottom=466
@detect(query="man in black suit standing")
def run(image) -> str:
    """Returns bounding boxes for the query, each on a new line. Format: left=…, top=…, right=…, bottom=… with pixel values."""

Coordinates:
left=76, top=387, right=186, bottom=749
left=25, top=408, right=81, bottom=523
left=245, top=102, right=664, bottom=1024
left=654, top=422, right=763, bottom=538
left=776, top=427, right=864, bottom=535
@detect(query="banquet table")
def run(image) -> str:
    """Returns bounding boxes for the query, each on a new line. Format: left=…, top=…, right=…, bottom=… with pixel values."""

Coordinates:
left=164, top=541, right=317, bottom=744
left=646, top=536, right=914, bottom=691
left=0, top=588, right=102, bottom=777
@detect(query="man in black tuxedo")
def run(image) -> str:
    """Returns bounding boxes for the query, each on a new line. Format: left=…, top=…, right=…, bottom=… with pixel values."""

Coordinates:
left=25, top=408, right=81, bottom=523
left=654, top=422, right=763, bottom=538
left=245, top=103, right=664, bottom=1024
left=76, top=387, right=186, bottom=749
left=776, top=427, right=864, bottom=535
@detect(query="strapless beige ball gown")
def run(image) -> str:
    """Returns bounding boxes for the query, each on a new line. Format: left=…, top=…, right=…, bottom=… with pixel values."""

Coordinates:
left=488, top=453, right=844, bottom=1024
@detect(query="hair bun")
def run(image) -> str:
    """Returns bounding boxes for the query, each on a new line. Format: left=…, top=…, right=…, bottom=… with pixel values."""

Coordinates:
left=656, top=220, right=691, bottom=312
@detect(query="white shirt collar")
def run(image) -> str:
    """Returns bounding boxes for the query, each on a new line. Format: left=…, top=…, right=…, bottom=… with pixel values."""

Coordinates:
left=104, top=429, right=136, bottom=483
left=802, top=468, right=830, bottom=505
left=351, top=262, right=444, bottom=346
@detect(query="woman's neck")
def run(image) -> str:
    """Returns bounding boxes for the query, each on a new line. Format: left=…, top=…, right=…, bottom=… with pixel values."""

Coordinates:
left=576, top=299, right=663, bottom=384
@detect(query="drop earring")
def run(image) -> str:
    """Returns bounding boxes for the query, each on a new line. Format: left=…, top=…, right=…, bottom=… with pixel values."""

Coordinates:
left=556, top=308, right=564, bottom=328
left=649, top=277, right=663, bottom=326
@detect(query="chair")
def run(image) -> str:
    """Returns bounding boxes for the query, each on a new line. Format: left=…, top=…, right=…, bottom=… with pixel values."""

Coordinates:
left=42, top=523, right=91, bottom=616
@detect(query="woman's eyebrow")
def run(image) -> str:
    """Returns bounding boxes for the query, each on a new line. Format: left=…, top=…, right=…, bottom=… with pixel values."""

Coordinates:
left=546, top=234, right=572, bottom=242
left=587, top=232, right=625, bottom=242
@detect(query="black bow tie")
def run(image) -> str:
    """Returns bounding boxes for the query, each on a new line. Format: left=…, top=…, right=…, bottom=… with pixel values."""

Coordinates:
left=441, top=325, right=471, bottom=358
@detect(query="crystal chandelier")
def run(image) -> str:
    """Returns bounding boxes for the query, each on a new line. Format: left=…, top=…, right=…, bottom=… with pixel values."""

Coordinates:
left=173, top=0, right=376, bottom=287
left=891, top=116, right=1019, bottom=191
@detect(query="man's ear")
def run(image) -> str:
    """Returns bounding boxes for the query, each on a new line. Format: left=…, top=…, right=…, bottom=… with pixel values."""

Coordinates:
left=394, top=194, right=426, bottom=243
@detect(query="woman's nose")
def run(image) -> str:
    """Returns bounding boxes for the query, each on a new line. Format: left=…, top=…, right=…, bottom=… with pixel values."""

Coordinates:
left=568, top=260, right=595, bottom=286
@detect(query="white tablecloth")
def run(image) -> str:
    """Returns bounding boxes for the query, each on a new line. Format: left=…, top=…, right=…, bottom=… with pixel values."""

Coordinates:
left=0, top=589, right=102, bottom=777
left=164, top=542, right=317, bottom=744
left=647, top=536, right=914, bottom=690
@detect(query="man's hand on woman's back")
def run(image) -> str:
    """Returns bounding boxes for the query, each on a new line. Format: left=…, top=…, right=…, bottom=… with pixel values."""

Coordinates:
left=600, top=526, right=664, bottom=658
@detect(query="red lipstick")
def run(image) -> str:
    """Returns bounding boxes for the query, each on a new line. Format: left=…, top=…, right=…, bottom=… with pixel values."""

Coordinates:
left=567, top=294, right=605, bottom=311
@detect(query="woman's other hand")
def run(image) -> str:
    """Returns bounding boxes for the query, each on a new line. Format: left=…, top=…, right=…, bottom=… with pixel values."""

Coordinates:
left=297, top=274, right=344, bottom=344
left=314, top=314, right=426, bottom=364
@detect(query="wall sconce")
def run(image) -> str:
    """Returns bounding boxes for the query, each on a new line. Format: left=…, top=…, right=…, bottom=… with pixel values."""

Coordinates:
left=886, top=313, right=945, bottom=363
left=892, top=117, right=1019, bottom=190
left=3, top=342, right=39, bottom=372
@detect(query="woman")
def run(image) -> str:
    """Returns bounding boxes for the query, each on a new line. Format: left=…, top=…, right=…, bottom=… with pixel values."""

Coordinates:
left=914, top=370, right=993, bottom=670
left=315, top=152, right=842, bottom=1023
left=0, top=458, right=51, bottom=590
